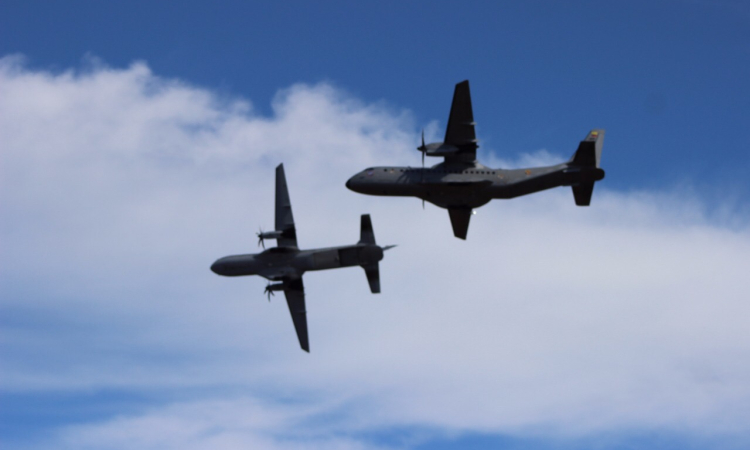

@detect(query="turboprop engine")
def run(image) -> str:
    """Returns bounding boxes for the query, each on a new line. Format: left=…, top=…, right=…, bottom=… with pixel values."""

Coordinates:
left=264, top=282, right=285, bottom=300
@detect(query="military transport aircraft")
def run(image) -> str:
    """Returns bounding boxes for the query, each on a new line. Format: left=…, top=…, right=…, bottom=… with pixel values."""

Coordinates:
left=211, top=164, right=394, bottom=352
left=346, top=80, right=606, bottom=240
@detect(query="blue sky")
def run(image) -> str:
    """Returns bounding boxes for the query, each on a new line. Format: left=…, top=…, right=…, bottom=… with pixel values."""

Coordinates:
left=4, top=0, right=750, bottom=194
left=2, top=1, right=750, bottom=449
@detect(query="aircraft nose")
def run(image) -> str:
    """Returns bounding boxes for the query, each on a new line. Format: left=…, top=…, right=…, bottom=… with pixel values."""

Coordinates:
left=346, top=174, right=361, bottom=191
left=210, top=260, right=223, bottom=275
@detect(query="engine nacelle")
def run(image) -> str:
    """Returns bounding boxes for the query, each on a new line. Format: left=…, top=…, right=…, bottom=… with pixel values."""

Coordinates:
left=257, top=227, right=297, bottom=248
left=258, top=230, right=284, bottom=240
left=419, top=142, right=461, bottom=157
left=265, top=282, right=285, bottom=292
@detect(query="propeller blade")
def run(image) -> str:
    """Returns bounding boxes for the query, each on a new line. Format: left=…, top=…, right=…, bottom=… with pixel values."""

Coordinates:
left=417, top=129, right=426, bottom=151
left=265, top=283, right=275, bottom=301
left=420, top=129, right=425, bottom=183
left=382, top=245, right=397, bottom=251
left=257, top=227, right=265, bottom=248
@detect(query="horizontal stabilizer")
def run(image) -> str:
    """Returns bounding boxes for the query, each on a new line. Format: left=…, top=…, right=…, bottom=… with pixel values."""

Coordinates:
left=571, top=129, right=605, bottom=168
left=362, top=263, right=380, bottom=294
left=570, top=129, right=605, bottom=206
left=448, top=207, right=472, bottom=240
left=359, top=214, right=375, bottom=245
left=572, top=182, right=595, bottom=206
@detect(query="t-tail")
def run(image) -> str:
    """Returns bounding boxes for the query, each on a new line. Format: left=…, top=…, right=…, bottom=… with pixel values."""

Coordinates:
left=568, top=129, right=606, bottom=206
left=358, top=214, right=395, bottom=294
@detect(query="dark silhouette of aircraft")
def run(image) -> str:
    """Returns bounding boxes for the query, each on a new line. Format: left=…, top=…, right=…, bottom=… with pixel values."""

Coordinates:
left=346, top=80, right=605, bottom=239
left=211, top=164, right=394, bottom=352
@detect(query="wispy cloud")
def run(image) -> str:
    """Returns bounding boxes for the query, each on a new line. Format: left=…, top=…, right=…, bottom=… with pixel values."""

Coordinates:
left=2, top=56, right=750, bottom=449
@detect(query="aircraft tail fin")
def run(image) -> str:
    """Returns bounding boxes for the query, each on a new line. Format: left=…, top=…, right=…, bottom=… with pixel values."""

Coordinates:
left=572, top=182, right=595, bottom=206
left=569, top=129, right=605, bottom=206
left=448, top=207, right=472, bottom=240
left=570, top=129, right=604, bottom=168
left=358, top=214, right=376, bottom=245
left=362, top=263, right=380, bottom=294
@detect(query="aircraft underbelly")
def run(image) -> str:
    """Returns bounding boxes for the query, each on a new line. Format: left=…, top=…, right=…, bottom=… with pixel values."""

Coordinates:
left=491, top=171, right=566, bottom=199
left=307, top=246, right=380, bottom=271
left=312, top=249, right=341, bottom=270
left=420, top=181, right=491, bottom=208
left=379, top=181, right=422, bottom=196
left=225, top=263, right=260, bottom=276
left=337, top=247, right=360, bottom=267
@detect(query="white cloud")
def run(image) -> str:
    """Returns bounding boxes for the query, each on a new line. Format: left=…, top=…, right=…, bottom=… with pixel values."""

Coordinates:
left=52, top=398, right=389, bottom=450
left=2, top=55, right=750, bottom=448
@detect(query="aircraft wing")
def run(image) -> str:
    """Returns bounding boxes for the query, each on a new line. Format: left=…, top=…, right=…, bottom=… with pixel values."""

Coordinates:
left=282, top=276, right=309, bottom=352
left=444, top=80, right=478, bottom=162
left=448, top=207, right=472, bottom=240
left=275, top=164, right=298, bottom=248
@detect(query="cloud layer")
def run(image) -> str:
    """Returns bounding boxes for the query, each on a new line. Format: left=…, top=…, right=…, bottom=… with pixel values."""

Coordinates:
left=2, top=56, right=750, bottom=449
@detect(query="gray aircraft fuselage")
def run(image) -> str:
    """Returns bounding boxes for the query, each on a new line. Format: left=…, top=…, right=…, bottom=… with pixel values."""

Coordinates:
left=346, top=161, right=605, bottom=210
left=211, top=243, right=385, bottom=280
left=211, top=163, right=391, bottom=352
left=345, top=80, right=605, bottom=239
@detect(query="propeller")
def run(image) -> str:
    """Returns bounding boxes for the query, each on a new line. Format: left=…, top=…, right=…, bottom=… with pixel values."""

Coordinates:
left=264, top=282, right=275, bottom=301
left=418, top=129, right=426, bottom=204
left=256, top=227, right=265, bottom=249
left=419, top=129, right=426, bottom=171
left=382, top=245, right=397, bottom=251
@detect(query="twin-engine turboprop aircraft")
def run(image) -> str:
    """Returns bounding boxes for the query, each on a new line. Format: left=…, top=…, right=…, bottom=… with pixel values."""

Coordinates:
left=211, top=164, right=394, bottom=352
left=346, top=80, right=606, bottom=239
left=213, top=81, right=606, bottom=351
